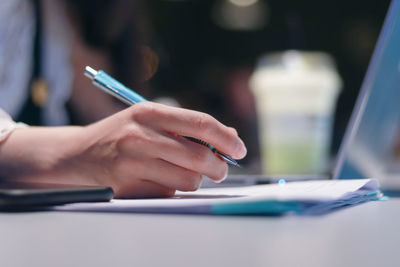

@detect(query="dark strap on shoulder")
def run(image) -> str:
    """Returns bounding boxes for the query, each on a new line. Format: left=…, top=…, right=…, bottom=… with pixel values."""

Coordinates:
left=16, top=0, right=43, bottom=125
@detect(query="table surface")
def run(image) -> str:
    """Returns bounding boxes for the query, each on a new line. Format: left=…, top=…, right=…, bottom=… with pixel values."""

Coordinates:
left=1, top=198, right=399, bottom=267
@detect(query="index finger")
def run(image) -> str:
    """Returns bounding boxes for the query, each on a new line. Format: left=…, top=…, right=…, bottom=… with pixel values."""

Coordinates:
left=136, top=103, right=247, bottom=159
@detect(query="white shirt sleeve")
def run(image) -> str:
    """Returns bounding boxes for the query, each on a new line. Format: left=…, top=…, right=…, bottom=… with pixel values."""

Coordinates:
left=0, top=108, right=27, bottom=143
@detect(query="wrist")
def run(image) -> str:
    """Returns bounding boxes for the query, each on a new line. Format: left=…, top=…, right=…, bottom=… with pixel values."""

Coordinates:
left=0, top=126, right=88, bottom=183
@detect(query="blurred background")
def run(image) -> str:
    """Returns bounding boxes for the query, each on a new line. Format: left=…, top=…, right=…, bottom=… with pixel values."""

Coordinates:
left=68, top=0, right=392, bottom=175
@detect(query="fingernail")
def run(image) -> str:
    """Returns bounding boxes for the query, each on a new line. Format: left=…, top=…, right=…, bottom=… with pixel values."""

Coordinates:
left=235, top=138, right=247, bottom=158
left=196, top=175, right=203, bottom=189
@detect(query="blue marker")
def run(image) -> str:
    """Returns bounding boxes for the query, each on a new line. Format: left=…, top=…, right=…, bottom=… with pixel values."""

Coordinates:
left=84, top=66, right=240, bottom=167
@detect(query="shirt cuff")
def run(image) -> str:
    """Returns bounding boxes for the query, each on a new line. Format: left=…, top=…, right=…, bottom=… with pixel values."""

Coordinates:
left=0, top=120, right=28, bottom=143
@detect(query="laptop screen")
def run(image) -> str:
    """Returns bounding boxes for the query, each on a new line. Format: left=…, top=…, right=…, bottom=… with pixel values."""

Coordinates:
left=333, top=0, right=400, bottom=183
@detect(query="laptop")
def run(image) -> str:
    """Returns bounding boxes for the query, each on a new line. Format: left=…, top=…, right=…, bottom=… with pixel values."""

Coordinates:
left=333, top=0, right=400, bottom=188
left=215, top=0, right=400, bottom=189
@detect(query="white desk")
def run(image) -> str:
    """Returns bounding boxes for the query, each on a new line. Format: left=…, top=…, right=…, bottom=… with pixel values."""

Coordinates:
left=0, top=199, right=399, bottom=267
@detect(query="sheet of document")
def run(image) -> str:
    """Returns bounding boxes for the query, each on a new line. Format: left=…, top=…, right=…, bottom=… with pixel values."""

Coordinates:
left=54, top=179, right=379, bottom=215
left=178, top=179, right=378, bottom=200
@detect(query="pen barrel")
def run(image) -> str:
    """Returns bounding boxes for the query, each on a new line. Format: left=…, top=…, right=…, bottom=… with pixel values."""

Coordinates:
left=95, top=71, right=147, bottom=104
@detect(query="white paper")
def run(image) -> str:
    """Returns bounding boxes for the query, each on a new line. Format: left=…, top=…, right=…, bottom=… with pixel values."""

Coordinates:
left=54, top=179, right=379, bottom=214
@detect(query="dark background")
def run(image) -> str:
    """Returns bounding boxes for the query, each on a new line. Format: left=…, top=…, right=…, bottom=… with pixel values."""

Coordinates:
left=144, top=0, right=390, bottom=168
left=72, top=0, right=392, bottom=170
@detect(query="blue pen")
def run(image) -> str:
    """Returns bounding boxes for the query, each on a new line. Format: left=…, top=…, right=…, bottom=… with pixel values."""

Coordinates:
left=84, top=66, right=240, bottom=167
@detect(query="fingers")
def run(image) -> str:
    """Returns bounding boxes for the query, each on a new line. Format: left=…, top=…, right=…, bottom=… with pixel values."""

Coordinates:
left=111, top=102, right=246, bottom=198
left=121, top=129, right=228, bottom=182
left=144, top=159, right=203, bottom=192
left=131, top=102, right=247, bottom=159
left=155, top=135, right=229, bottom=182
left=115, top=158, right=203, bottom=193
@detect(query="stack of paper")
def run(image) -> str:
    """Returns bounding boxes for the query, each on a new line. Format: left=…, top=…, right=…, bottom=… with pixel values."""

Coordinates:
left=55, top=179, right=382, bottom=215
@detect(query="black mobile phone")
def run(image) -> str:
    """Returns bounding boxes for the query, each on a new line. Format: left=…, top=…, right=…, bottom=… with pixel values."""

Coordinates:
left=0, top=181, right=113, bottom=211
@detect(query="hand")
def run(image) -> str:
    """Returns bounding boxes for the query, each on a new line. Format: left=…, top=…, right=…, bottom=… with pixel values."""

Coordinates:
left=0, top=102, right=246, bottom=198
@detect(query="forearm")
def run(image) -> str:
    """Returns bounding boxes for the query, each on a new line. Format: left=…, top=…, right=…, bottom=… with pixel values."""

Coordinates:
left=0, top=126, right=91, bottom=184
